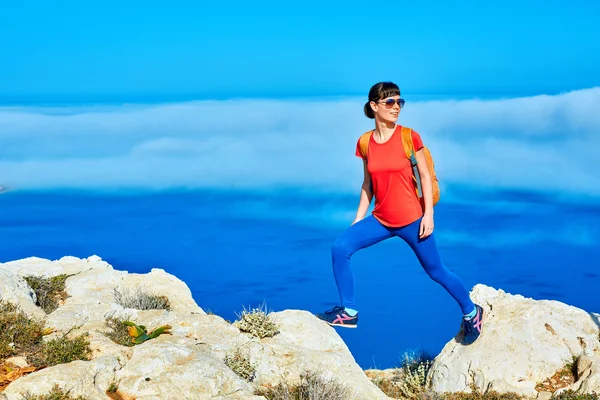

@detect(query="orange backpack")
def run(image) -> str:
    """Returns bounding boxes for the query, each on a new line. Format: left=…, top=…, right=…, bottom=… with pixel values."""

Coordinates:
left=358, top=126, right=440, bottom=207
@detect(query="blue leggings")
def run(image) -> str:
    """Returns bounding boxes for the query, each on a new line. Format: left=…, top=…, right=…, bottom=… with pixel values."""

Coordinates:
left=331, top=215, right=475, bottom=314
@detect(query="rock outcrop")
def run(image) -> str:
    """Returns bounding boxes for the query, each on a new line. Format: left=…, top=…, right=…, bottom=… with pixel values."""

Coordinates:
left=428, top=285, right=600, bottom=397
left=2, top=256, right=600, bottom=399
left=0, top=256, right=391, bottom=400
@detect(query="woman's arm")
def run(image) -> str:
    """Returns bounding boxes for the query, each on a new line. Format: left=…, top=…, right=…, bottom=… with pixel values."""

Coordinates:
left=352, top=159, right=373, bottom=225
left=415, top=148, right=434, bottom=237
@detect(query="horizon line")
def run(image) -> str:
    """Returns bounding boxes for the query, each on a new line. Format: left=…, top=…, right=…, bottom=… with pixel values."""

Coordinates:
left=1, top=86, right=598, bottom=106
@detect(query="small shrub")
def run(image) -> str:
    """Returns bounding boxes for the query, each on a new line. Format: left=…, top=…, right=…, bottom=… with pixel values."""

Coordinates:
left=28, top=333, right=92, bottom=368
left=114, top=288, right=171, bottom=311
left=369, top=349, right=435, bottom=400
left=372, top=376, right=404, bottom=399
left=442, top=389, right=524, bottom=400
left=550, top=391, right=599, bottom=400
left=400, top=348, right=435, bottom=373
left=22, top=384, right=87, bottom=400
left=107, top=381, right=118, bottom=393
left=256, top=371, right=349, bottom=400
left=234, top=303, right=279, bottom=339
left=24, top=274, right=73, bottom=314
left=224, top=347, right=256, bottom=382
left=397, top=366, right=430, bottom=400
left=0, top=301, right=46, bottom=359
left=103, top=317, right=135, bottom=347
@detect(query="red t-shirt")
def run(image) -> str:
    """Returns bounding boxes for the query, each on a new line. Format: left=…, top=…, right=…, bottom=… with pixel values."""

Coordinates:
left=355, top=125, right=424, bottom=227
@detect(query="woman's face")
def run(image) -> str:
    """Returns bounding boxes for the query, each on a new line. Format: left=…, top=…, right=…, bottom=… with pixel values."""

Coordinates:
left=371, top=95, right=402, bottom=123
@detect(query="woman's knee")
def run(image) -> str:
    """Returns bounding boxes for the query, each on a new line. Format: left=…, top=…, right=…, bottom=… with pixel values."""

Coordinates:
left=424, top=263, right=450, bottom=283
left=331, top=237, right=353, bottom=258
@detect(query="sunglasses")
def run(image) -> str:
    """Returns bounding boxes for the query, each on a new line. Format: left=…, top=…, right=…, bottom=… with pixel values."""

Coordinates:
left=378, top=98, right=405, bottom=108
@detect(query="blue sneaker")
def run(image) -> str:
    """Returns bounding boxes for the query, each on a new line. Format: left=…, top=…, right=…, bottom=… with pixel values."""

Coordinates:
left=316, top=306, right=358, bottom=328
left=462, top=304, right=484, bottom=345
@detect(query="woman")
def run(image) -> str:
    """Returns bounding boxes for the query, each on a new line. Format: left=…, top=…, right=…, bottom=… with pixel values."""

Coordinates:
left=316, top=82, right=483, bottom=345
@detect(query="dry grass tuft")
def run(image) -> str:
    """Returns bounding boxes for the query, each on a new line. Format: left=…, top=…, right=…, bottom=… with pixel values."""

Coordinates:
left=24, top=274, right=74, bottom=314
left=103, top=317, right=135, bottom=347
left=224, top=347, right=256, bottom=382
left=0, top=302, right=46, bottom=359
left=233, top=303, right=279, bottom=339
left=0, top=299, right=92, bottom=380
left=550, top=391, right=600, bottom=400
left=113, top=288, right=171, bottom=311
left=371, top=349, right=435, bottom=399
left=22, top=384, right=87, bottom=399
left=28, top=333, right=92, bottom=368
left=256, top=371, right=349, bottom=400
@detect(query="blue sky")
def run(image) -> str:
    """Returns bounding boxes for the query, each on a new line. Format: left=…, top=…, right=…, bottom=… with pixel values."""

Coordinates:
left=1, top=1, right=599, bottom=100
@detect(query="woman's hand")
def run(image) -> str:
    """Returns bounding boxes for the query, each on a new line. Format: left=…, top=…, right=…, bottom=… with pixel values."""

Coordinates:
left=419, top=212, right=434, bottom=238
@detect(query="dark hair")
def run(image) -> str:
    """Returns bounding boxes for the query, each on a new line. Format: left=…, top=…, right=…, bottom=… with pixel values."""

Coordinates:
left=363, top=82, right=401, bottom=119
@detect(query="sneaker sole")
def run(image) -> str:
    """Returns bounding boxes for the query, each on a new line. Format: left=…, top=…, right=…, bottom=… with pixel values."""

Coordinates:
left=326, top=322, right=358, bottom=329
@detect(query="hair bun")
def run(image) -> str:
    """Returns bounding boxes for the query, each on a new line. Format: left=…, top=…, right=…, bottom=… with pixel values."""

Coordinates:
left=364, top=101, right=375, bottom=119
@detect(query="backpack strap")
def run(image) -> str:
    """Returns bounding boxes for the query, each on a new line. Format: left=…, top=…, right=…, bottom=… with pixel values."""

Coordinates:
left=358, top=130, right=373, bottom=161
left=401, top=126, right=423, bottom=199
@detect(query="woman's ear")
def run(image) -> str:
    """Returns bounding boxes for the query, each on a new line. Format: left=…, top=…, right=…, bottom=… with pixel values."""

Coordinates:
left=370, top=101, right=378, bottom=114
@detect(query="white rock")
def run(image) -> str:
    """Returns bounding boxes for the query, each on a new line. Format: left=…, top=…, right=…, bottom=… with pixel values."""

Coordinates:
left=428, top=284, right=600, bottom=397
left=537, top=391, right=553, bottom=400
left=0, top=256, right=107, bottom=278
left=117, top=268, right=205, bottom=314
left=250, top=310, right=391, bottom=400
left=114, top=337, right=257, bottom=399
left=124, top=310, right=251, bottom=357
left=4, top=356, right=29, bottom=368
left=0, top=269, right=45, bottom=319
left=2, top=357, right=121, bottom=400
left=0, top=256, right=399, bottom=399
left=563, top=355, right=600, bottom=394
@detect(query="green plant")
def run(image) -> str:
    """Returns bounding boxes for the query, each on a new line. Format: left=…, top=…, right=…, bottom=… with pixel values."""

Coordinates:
left=368, top=349, right=436, bottom=399
left=441, top=388, right=524, bottom=400
left=398, top=349, right=434, bottom=399
left=113, top=288, right=171, bottom=311
left=400, top=349, right=435, bottom=372
left=123, top=321, right=172, bottom=344
left=397, top=366, right=431, bottom=400
left=0, top=301, right=47, bottom=359
left=234, top=303, right=279, bottom=339
left=28, top=333, right=92, bottom=368
left=24, top=274, right=74, bottom=314
left=22, top=384, right=87, bottom=400
left=372, top=375, right=402, bottom=399
left=551, top=391, right=599, bottom=400
left=107, top=381, right=119, bottom=393
left=256, top=371, right=349, bottom=400
left=224, top=347, right=256, bottom=382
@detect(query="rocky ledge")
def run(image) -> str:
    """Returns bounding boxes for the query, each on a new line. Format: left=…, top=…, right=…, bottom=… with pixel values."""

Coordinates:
left=0, top=256, right=599, bottom=400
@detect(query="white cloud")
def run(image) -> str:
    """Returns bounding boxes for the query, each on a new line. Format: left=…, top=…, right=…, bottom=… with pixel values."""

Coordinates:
left=0, top=88, right=598, bottom=197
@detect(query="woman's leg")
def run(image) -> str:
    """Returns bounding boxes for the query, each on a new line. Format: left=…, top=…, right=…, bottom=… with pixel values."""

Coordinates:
left=331, top=215, right=393, bottom=309
left=393, top=218, right=475, bottom=315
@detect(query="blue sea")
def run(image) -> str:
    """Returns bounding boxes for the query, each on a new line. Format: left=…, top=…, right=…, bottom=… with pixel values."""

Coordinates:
left=1, top=89, right=599, bottom=369
left=1, top=188, right=599, bottom=370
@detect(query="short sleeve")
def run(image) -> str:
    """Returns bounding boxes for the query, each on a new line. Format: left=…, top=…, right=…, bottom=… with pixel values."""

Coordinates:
left=355, top=137, right=366, bottom=159
left=411, top=129, right=424, bottom=151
